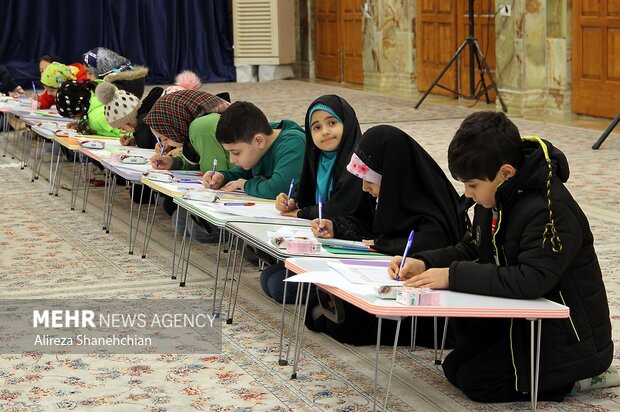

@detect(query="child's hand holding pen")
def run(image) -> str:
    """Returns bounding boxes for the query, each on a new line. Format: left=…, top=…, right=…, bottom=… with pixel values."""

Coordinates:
left=275, top=192, right=297, bottom=212
left=310, top=218, right=334, bottom=238
left=150, top=155, right=172, bottom=169
left=387, top=257, right=426, bottom=281
left=119, top=134, right=136, bottom=146
left=202, top=171, right=225, bottom=189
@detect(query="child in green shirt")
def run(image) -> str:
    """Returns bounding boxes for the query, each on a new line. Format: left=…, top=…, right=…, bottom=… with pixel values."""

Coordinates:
left=204, top=101, right=305, bottom=199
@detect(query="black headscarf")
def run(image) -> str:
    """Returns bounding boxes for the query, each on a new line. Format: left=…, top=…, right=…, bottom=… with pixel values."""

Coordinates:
left=296, top=95, right=374, bottom=221
left=56, top=80, right=97, bottom=134
left=353, top=125, right=467, bottom=255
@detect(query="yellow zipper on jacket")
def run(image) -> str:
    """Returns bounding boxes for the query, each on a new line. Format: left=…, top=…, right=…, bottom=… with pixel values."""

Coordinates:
left=559, top=291, right=581, bottom=341
left=509, top=319, right=519, bottom=391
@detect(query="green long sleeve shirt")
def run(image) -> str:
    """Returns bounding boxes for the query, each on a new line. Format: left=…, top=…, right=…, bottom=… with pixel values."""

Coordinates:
left=87, top=91, right=126, bottom=137
left=220, top=120, right=305, bottom=199
left=171, top=113, right=231, bottom=172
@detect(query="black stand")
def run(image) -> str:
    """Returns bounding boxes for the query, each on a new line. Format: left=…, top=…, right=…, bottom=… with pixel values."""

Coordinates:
left=592, top=112, right=619, bottom=149
left=415, top=0, right=507, bottom=112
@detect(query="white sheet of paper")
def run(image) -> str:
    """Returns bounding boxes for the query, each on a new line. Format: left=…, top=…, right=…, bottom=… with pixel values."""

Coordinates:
left=283, top=271, right=377, bottom=294
left=206, top=202, right=307, bottom=222
left=326, top=261, right=401, bottom=286
left=274, top=227, right=314, bottom=238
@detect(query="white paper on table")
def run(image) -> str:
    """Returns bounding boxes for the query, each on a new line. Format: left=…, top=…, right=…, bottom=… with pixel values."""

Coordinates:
left=326, top=261, right=401, bottom=286
left=283, top=271, right=377, bottom=294
left=274, top=227, right=314, bottom=238
left=206, top=201, right=306, bottom=222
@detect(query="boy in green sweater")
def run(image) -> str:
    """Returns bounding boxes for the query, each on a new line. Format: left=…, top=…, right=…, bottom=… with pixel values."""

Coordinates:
left=204, top=101, right=306, bottom=199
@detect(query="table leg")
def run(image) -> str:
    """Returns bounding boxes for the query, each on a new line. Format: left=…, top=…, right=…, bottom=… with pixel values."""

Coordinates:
left=53, top=150, right=64, bottom=196
left=528, top=318, right=542, bottom=412
left=1, top=114, right=8, bottom=156
left=48, top=141, right=56, bottom=194
left=175, top=211, right=189, bottom=283
left=226, top=240, right=246, bottom=323
left=373, top=317, right=383, bottom=411
left=141, top=192, right=160, bottom=258
left=21, top=129, right=31, bottom=169
left=128, top=184, right=145, bottom=255
left=224, top=236, right=241, bottom=323
left=209, top=228, right=225, bottom=310
left=437, top=317, right=449, bottom=364
left=179, top=213, right=195, bottom=287
left=30, top=134, right=41, bottom=182
left=101, top=169, right=111, bottom=229
left=277, top=265, right=290, bottom=366
left=216, top=231, right=235, bottom=313
left=410, top=316, right=418, bottom=351
left=69, top=151, right=78, bottom=209
left=285, top=274, right=304, bottom=366
left=104, top=172, right=117, bottom=233
left=382, top=317, right=402, bottom=411
left=291, top=283, right=312, bottom=379
left=81, top=160, right=92, bottom=213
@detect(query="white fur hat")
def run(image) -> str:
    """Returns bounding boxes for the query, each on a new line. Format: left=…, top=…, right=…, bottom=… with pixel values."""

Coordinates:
left=95, top=82, right=140, bottom=128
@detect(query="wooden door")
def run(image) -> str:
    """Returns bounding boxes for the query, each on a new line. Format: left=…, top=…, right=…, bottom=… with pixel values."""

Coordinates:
left=456, top=0, right=496, bottom=99
left=315, top=0, right=340, bottom=81
left=315, top=0, right=364, bottom=84
left=341, top=0, right=364, bottom=84
left=416, top=0, right=458, bottom=95
left=573, top=1, right=620, bottom=118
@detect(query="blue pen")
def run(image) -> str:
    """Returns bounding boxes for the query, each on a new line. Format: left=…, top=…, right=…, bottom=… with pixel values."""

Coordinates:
left=318, top=193, right=323, bottom=234
left=210, top=158, right=217, bottom=189
left=285, top=178, right=295, bottom=207
left=31, top=81, right=38, bottom=107
left=396, top=230, right=415, bottom=281
left=176, top=178, right=202, bottom=184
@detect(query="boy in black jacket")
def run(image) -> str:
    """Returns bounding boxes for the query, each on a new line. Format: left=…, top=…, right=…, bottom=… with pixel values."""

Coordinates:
left=389, top=111, right=613, bottom=402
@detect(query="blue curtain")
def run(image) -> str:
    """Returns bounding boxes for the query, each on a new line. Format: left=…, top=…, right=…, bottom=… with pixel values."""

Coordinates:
left=0, top=0, right=236, bottom=86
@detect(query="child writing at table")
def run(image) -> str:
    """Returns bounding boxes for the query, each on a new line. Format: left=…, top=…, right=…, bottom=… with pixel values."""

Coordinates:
left=309, top=124, right=469, bottom=346
left=37, top=56, right=89, bottom=109
left=144, top=89, right=231, bottom=172
left=260, top=95, right=374, bottom=303
left=389, top=112, right=615, bottom=402
left=37, top=62, right=83, bottom=110
left=204, top=101, right=306, bottom=200
left=55, top=80, right=127, bottom=138
left=96, top=70, right=209, bottom=150
left=144, top=89, right=231, bottom=240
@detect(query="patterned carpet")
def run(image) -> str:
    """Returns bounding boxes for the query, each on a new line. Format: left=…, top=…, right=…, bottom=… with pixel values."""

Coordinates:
left=0, top=80, right=619, bottom=411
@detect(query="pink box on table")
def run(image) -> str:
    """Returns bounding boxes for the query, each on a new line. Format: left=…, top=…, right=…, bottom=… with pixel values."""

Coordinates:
left=286, top=239, right=321, bottom=255
left=396, top=287, right=441, bottom=306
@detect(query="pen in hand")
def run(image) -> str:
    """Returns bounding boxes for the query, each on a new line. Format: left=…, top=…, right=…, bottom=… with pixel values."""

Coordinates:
left=210, top=159, right=217, bottom=189
left=285, top=178, right=295, bottom=207
left=154, top=136, right=164, bottom=168
left=396, top=230, right=415, bottom=281
left=318, top=193, right=323, bottom=234
left=31, top=81, right=38, bottom=109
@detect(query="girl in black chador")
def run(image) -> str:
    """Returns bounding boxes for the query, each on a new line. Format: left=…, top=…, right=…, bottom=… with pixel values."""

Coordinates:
left=260, top=95, right=375, bottom=304
left=309, top=124, right=470, bottom=346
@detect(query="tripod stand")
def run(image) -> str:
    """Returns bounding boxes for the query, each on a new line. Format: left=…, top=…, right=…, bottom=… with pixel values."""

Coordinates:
left=415, top=0, right=507, bottom=112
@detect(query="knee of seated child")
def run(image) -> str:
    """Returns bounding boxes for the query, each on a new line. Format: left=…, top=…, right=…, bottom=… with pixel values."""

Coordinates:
left=454, top=366, right=505, bottom=403
left=441, top=355, right=460, bottom=387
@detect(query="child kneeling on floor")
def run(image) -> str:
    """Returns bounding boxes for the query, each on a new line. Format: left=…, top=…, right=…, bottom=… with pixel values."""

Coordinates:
left=390, top=111, right=615, bottom=402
